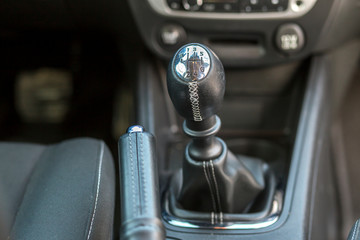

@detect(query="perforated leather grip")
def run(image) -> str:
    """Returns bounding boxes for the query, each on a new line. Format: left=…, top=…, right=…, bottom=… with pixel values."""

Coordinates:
left=119, top=131, right=165, bottom=240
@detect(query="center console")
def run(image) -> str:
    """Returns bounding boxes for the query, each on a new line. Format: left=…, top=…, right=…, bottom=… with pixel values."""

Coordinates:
left=133, top=45, right=341, bottom=240
left=125, top=0, right=360, bottom=239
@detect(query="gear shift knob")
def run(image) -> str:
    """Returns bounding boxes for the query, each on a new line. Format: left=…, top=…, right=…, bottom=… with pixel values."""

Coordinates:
left=167, top=43, right=225, bottom=128
left=166, top=43, right=267, bottom=215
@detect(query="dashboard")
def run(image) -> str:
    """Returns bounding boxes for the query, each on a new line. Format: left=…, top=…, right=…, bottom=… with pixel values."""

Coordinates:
left=0, top=0, right=358, bottom=67
left=151, top=0, right=317, bottom=18
left=128, top=0, right=360, bottom=66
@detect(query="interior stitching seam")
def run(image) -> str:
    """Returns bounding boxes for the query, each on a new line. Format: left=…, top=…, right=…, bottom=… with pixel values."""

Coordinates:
left=128, top=134, right=137, bottom=215
left=210, top=160, right=223, bottom=224
left=140, top=133, right=148, bottom=214
left=207, top=160, right=223, bottom=224
left=351, top=219, right=360, bottom=240
left=86, top=141, right=105, bottom=240
left=206, top=161, right=216, bottom=222
left=206, top=161, right=218, bottom=213
left=188, top=81, right=202, bottom=121
left=203, top=161, right=217, bottom=221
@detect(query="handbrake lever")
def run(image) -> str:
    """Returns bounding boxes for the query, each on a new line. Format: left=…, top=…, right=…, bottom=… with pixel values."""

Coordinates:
left=118, top=125, right=165, bottom=240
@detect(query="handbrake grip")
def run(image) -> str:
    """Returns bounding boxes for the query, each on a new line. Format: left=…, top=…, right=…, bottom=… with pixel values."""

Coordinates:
left=119, top=126, right=165, bottom=240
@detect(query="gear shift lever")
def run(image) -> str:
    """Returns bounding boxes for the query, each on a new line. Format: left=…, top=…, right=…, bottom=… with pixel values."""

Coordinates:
left=167, top=43, right=224, bottom=161
left=167, top=43, right=267, bottom=217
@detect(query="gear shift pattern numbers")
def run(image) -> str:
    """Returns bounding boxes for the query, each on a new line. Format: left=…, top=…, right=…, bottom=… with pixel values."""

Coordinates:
left=174, top=45, right=211, bottom=81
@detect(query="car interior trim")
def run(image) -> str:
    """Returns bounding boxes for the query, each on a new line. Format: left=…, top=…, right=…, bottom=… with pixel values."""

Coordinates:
left=147, top=0, right=318, bottom=19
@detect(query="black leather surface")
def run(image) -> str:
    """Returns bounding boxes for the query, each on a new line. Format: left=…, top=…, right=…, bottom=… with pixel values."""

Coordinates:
left=167, top=43, right=225, bottom=125
left=0, top=143, right=46, bottom=239
left=119, top=131, right=165, bottom=240
left=348, top=219, right=360, bottom=240
left=167, top=158, right=275, bottom=222
left=177, top=138, right=266, bottom=215
left=0, top=138, right=115, bottom=240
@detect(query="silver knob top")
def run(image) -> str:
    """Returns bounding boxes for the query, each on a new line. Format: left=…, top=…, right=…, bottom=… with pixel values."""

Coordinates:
left=127, top=125, right=144, bottom=133
left=173, top=44, right=211, bottom=82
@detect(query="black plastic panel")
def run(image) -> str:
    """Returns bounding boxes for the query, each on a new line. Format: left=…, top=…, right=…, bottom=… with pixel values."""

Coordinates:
left=128, top=0, right=335, bottom=66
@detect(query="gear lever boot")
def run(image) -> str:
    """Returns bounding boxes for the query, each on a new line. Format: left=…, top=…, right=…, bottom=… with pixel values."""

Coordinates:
left=167, top=43, right=267, bottom=215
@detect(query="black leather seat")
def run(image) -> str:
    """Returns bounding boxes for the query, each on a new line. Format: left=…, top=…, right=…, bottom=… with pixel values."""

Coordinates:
left=0, top=138, right=115, bottom=240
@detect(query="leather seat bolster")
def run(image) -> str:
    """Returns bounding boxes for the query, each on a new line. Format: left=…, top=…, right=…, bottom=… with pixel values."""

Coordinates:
left=0, top=138, right=115, bottom=240
left=0, top=143, right=47, bottom=238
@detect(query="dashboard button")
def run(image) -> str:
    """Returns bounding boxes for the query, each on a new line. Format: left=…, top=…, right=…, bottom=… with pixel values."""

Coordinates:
left=241, top=0, right=264, bottom=12
left=182, top=0, right=203, bottom=11
left=167, top=0, right=182, bottom=10
left=160, top=24, right=187, bottom=46
left=221, top=3, right=238, bottom=12
left=266, top=0, right=288, bottom=11
left=276, top=23, right=305, bottom=54
left=202, top=2, right=238, bottom=12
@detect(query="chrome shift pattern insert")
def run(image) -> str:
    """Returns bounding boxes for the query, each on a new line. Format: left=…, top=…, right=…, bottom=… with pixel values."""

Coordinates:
left=174, top=44, right=211, bottom=81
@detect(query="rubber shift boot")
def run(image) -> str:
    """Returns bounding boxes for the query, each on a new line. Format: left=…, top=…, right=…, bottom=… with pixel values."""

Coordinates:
left=178, top=138, right=266, bottom=215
